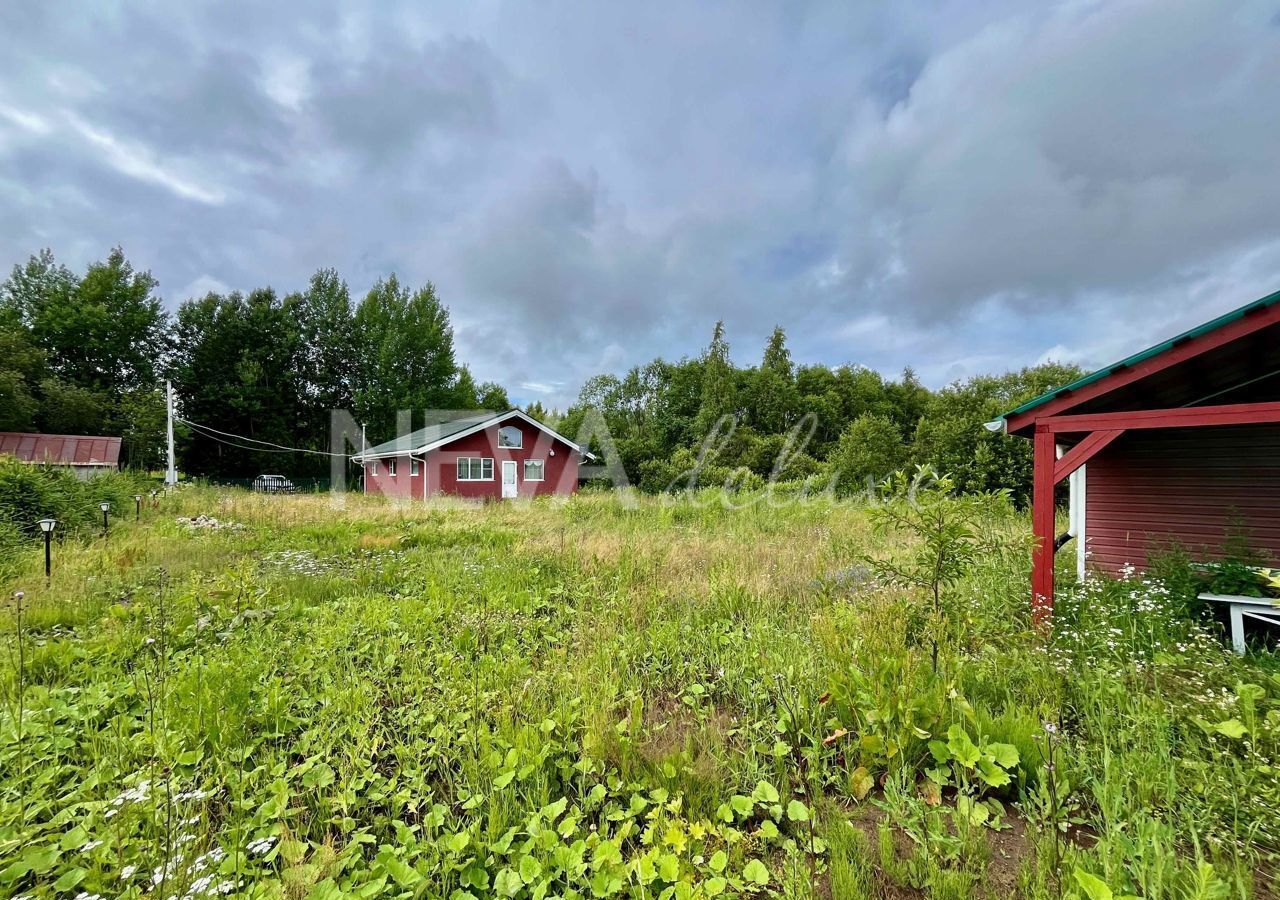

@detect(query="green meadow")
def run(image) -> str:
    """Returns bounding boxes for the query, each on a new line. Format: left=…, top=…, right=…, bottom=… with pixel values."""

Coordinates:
left=1, top=485, right=1277, bottom=899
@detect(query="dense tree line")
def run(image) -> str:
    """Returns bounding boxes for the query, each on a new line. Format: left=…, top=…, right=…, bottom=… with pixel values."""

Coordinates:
left=556, top=322, right=1080, bottom=504
left=1, top=249, right=506, bottom=478
left=2, top=248, right=1080, bottom=500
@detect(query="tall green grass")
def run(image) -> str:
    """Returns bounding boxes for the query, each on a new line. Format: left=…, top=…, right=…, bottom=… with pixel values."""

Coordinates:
left=0, top=486, right=1275, bottom=898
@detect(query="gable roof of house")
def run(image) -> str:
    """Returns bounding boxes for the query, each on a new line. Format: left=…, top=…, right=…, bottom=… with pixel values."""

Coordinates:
left=0, top=432, right=122, bottom=467
left=998, top=287, right=1280, bottom=435
left=354, top=410, right=590, bottom=460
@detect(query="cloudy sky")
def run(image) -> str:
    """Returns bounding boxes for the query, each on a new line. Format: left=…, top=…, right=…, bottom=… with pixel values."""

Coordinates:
left=2, top=1, right=1279, bottom=407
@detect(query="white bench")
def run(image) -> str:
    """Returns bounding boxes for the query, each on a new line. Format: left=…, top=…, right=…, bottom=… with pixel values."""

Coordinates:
left=1198, top=593, right=1280, bottom=654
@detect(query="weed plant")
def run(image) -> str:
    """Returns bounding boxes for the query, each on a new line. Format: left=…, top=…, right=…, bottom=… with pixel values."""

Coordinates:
left=0, top=485, right=1276, bottom=898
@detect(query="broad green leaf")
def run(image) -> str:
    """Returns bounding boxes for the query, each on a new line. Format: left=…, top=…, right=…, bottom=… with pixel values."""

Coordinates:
left=53, top=867, right=87, bottom=891
left=786, top=800, right=809, bottom=822
left=946, top=725, right=981, bottom=768
left=988, top=742, right=1020, bottom=769
left=1072, top=869, right=1114, bottom=900
left=375, top=849, right=421, bottom=888
left=309, top=878, right=346, bottom=900
left=743, top=858, right=770, bottom=886
left=1213, top=719, right=1247, bottom=739
left=495, top=867, right=523, bottom=897
left=302, top=763, right=334, bottom=790
left=708, top=850, right=728, bottom=873
left=657, top=853, right=679, bottom=882
left=977, top=758, right=1012, bottom=787
left=849, top=766, right=874, bottom=801
left=59, top=826, right=89, bottom=851
left=519, top=855, right=543, bottom=884
left=752, top=781, right=779, bottom=804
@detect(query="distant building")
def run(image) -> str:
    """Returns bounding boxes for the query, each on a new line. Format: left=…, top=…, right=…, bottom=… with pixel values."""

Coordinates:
left=354, top=410, right=590, bottom=500
left=0, top=432, right=122, bottom=480
left=995, top=289, right=1280, bottom=618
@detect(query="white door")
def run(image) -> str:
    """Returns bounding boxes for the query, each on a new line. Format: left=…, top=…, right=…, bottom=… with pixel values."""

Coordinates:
left=501, top=460, right=518, bottom=498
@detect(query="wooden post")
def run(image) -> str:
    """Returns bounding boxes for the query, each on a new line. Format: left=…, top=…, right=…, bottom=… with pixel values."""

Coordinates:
left=1031, top=426, right=1056, bottom=625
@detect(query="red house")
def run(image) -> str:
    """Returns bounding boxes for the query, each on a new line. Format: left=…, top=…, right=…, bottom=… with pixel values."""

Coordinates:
left=997, top=289, right=1280, bottom=620
left=353, top=410, right=589, bottom=500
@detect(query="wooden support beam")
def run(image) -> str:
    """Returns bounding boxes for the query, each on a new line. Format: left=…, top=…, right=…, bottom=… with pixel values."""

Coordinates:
left=1031, top=427, right=1056, bottom=625
left=1052, top=429, right=1124, bottom=483
left=1041, top=400, right=1280, bottom=434
left=1004, top=301, right=1280, bottom=434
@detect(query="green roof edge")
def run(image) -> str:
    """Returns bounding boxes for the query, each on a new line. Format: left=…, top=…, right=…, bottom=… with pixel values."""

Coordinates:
left=999, top=287, right=1280, bottom=424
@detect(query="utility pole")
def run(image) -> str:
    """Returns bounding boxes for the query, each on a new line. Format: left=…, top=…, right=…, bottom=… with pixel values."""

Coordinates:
left=361, top=423, right=367, bottom=495
left=165, top=380, right=177, bottom=486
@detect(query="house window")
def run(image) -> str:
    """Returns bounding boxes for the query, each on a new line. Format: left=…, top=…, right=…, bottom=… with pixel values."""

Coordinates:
left=524, top=460, right=545, bottom=481
left=410, top=458, right=419, bottom=476
left=370, top=461, right=378, bottom=476
left=457, top=457, right=494, bottom=481
left=498, top=425, right=522, bottom=448
left=388, top=459, right=397, bottom=476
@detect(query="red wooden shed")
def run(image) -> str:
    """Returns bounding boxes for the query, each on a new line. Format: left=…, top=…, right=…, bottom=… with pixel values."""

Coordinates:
left=353, top=410, right=590, bottom=501
left=996, top=289, right=1280, bottom=621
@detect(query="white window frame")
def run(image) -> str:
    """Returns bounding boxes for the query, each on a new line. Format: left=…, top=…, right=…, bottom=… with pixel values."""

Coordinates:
left=370, top=460, right=378, bottom=476
left=523, top=459, right=545, bottom=482
left=498, top=425, right=523, bottom=449
left=457, top=457, right=494, bottom=481
left=410, top=458, right=419, bottom=476
left=388, top=459, right=397, bottom=477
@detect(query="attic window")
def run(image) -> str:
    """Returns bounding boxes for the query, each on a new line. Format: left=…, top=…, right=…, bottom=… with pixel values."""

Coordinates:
left=498, top=425, right=522, bottom=448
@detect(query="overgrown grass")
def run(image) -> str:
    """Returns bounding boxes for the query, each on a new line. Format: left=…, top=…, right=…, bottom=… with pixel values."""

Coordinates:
left=0, top=486, right=1276, bottom=899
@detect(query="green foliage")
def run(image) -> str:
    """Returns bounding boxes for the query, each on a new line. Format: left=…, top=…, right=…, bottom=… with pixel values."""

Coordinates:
left=862, top=467, right=1022, bottom=671
left=1, top=248, right=170, bottom=461
left=828, top=413, right=907, bottom=496
left=0, top=456, right=150, bottom=570
left=910, top=362, right=1083, bottom=504
left=559, top=317, right=1081, bottom=500
left=0, top=488, right=1274, bottom=898
left=352, top=275, right=476, bottom=438
left=3, top=248, right=512, bottom=479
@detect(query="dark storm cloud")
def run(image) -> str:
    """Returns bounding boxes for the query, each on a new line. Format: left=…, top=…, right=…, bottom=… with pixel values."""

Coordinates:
left=2, top=0, right=1279, bottom=406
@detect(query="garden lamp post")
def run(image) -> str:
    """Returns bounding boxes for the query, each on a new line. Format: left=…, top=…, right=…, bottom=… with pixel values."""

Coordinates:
left=135, top=494, right=142, bottom=521
left=38, top=518, right=56, bottom=579
left=100, top=501, right=111, bottom=536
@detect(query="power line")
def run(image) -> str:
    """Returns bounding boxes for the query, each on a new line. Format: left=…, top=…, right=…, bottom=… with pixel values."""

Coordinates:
left=176, top=417, right=355, bottom=458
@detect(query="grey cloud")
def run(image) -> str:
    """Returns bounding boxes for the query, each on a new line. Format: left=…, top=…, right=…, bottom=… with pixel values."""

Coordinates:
left=2, top=0, right=1279, bottom=410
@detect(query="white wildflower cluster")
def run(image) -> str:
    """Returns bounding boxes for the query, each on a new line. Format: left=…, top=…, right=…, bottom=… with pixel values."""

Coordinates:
left=246, top=834, right=277, bottom=855
left=1054, top=573, right=1245, bottom=718
left=260, top=549, right=335, bottom=576
left=105, top=778, right=152, bottom=818
left=152, top=844, right=236, bottom=899
left=176, top=515, right=245, bottom=531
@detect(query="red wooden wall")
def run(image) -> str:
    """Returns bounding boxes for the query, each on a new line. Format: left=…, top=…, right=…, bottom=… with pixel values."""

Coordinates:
left=1084, top=425, right=1280, bottom=573
left=362, top=417, right=580, bottom=499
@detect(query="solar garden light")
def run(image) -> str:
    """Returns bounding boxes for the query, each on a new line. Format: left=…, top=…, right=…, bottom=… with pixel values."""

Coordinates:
left=99, top=501, right=111, bottom=536
left=135, top=494, right=142, bottom=521
left=37, top=518, right=56, bottom=578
